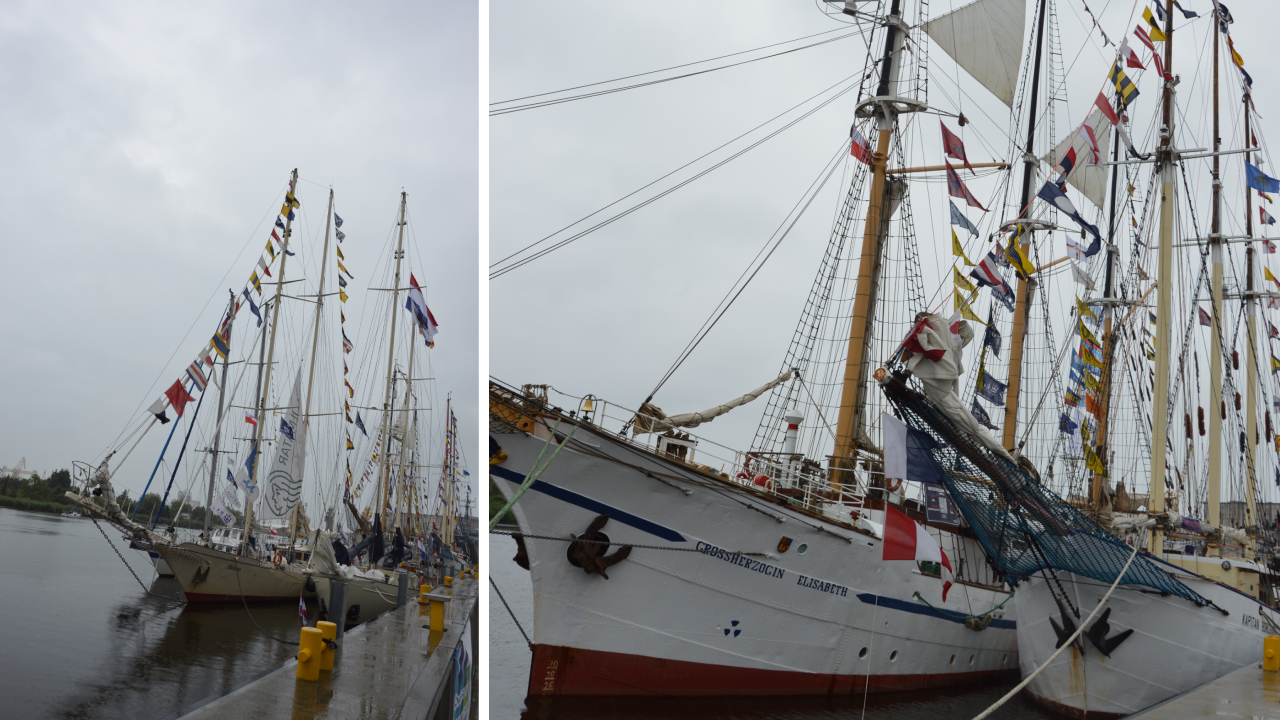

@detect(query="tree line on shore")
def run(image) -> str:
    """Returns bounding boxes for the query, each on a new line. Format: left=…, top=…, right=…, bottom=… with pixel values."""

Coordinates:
left=0, top=471, right=244, bottom=529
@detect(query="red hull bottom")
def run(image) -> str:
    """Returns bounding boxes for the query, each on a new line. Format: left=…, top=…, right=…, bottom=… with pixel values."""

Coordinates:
left=1024, top=690, right=1127, bottom=720
left=528, top=644, right=1019, bottom=697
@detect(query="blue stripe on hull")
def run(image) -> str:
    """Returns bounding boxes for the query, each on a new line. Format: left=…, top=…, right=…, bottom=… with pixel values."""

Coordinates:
left=491, top=464, right=686, bottom=542
left=856, top=592, right=1016, bottom=629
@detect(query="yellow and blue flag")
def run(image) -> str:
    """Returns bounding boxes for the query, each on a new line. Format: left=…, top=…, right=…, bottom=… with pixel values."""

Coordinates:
left=1110, top=62, right=1140, bottom=109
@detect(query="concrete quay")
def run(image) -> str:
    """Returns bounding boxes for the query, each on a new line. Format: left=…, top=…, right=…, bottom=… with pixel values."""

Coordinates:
left=1127, top=662, right=1280, bottom=718
left=174, top=575, right=478, bottom=720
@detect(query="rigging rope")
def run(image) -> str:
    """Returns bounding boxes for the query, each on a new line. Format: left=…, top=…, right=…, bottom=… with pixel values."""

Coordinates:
left=490, top=576, right=533, bottom=651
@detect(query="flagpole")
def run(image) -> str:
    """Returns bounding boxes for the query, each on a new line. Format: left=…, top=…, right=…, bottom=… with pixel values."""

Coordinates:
left=203, top=291, right=236, bottom=541
left=378, top=192, right=408, bottom=534
left=1206, top=0, right=1225, bottom=543
left=1001, top=0, right=1049, bottom=452
left=287, top=189, right=334, bottom=561
left=1148, top=0, right=1176, bottom=556
left=244, top=169, right=299, bottom=558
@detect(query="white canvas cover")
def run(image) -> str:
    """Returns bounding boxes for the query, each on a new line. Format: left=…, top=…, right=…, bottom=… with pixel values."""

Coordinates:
left=1043, top=107, right=1113, bottom=208
left=634, top=370, right=794, bottom=434
left=925, top=0, right=1027, bottom=108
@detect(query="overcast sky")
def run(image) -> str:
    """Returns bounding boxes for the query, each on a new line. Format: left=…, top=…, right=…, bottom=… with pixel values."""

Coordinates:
left=490, top=1, right=1280, bottom=502
left=0, top=2, right=479, bottom=516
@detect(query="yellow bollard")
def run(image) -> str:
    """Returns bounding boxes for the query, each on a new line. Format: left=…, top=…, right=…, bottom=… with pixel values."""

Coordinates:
left=429, top=597, right=445, bottom=632
left=297, top=627, right=323, bottom=681
left=1265, top=636, right=1280, bottom=672
left=443, top=576, right=453, bottom=587
left=419, top=584, right=430, bottom=604
left=317, top=621, right=337, bottom=671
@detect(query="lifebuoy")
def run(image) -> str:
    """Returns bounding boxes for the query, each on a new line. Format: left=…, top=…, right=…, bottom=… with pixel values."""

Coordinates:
left=886, top=477, right=903, bottom=493
left=272, top=551, right=284, bottom=568
left=736, top=472, right=750, bottom=480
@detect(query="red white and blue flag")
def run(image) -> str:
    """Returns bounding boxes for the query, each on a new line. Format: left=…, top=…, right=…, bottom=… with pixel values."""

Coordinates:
left=946, top=161, right=987, bottom=211
left=882, top=504, right=953, bottom=601
left=298, top=592, right=308, bottom=626
left=186, top=363, right=208, bottom=392
left=1262, top=207, right=1276, bottom=226
left=405, top=274, right=440, bottom=348
left=971, top=252, right=1011, bottom=294
left=850, top=124, right=873, bottom=164
left=1198, top=306, right=1212, bottom=327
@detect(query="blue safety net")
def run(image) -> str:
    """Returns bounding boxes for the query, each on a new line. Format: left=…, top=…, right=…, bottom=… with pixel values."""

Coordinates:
left=879, top=372, right=1210, bottom=607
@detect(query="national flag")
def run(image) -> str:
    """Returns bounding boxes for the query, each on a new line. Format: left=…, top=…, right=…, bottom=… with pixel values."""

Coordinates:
left=1134, top=25, right=1166, bottom=76
left=1247, top=163, right=1279, bottom=193
left=850, top=124, right=873, bottom=164
left=279, top=417, right=295, bottom=441
left=405, top=273, right=440, bottom=348
left=882, top=504, right=953, bottom=601
left=342, top=329, right=354, bottom=354
left=954, top=267, right=976, bottom=293
left=1037, top=181, right=1102, bottom=253
left=356, top=412, right=368, bottom=436
left=952, top=229, right=975, bottom=266
left=940, top=121, right=974, bottom=174
left=984, top=323, right=1002, bottom=357
left=164, top=380, right=195, bottom=418
left=186, top=362, right=208, bottom=392
left=1118, top=37, right=1144, bottom=69
left=1263, top=208, right=1276, bottom=226
left=334, top=213, right=343, bottom=228
left=954, top=292, right=984, bottom=323
left=946, top=161, right=987, bottom=210
left=977, top=372, right=1007, bottom=406
left=1198, top=306, right=1212, bottom=326
left=971, top=399, right=996, bottom=430
left=297, top=592, right=308, bottom=625
left=1066, top=235, right=1086, bottom=262
left=242, top=289, right=262, bottom=326
left=147, top=397, right=171, bottom=425
left=949, top=200, right=979, bottom=238
left=882, top=413, right=946, bottom=485
left=1143, top=7, right=1167, bottom=42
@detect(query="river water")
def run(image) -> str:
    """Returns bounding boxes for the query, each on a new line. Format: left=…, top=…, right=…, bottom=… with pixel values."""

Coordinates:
left=488, top=533, right=1057, bottom=720
left=0, top=507, right=313, bottom=720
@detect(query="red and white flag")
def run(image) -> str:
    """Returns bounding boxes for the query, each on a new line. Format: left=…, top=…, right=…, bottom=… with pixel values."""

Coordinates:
left=882, top=505, right=953, bottom=601
left=1118, top=37, right=1144, bottom=69
left=244, top=411, right=258, bottom=427
left=941, top=121, right=975, bottom=174
left=1134, top=26, right=1166, bottom=77
left=850, top=125, right=874, bottom=165
left=1078, top=118, right=1101, bottom=164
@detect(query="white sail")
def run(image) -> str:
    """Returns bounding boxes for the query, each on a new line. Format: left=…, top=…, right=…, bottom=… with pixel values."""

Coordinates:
left=924, top=0, right=1026, bottom=108
left=1042, top=106, right=1112, bottom=208
left=263, top=369, right=306, bottom=521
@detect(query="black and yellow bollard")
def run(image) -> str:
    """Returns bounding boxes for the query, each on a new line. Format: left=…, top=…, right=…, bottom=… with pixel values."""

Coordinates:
left=317, top=621, right=337, bottom=671
left=297, top=626, right=323, bottom=681
left=1265, top=635, right=1280, bottom=672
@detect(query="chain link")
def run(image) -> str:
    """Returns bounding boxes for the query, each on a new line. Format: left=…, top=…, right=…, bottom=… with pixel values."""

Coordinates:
left=89, top=514, right=186, bottom=607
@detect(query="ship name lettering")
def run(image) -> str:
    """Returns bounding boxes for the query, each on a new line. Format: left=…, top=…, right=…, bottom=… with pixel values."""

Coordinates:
left=795, top=574, right=848, bottom=597
left=1243, top=614, right=1261, bottom=631
left=694, top=541, right=785, bottom=580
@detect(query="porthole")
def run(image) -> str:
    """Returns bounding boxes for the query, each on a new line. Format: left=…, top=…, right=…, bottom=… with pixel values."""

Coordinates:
left=889, top=650, right=898, bottom=662
left=858, top=647, right=868, bottom=659
left=797, top=543, right=808, bottom=554
left=949, top=654, right=956, bottom=666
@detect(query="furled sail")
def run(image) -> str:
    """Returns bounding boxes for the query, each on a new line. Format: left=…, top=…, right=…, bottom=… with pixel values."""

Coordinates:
left=634, top=370, right=794, bottom=434
left=924, top=0, right=1026, bottom=108
left=1042, top=106, right=1112, bottom=208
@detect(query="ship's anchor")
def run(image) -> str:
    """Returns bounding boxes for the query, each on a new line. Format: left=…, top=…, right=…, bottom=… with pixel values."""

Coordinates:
left=512, top=533, right=530, bottom=570
left=1048, top=595, right=1083, bottom=653
left=192, top=564, right=210, bottom=586
left=567, top=514, right=632, bottom=579
left=1083, top=607, right=1133, bottom=657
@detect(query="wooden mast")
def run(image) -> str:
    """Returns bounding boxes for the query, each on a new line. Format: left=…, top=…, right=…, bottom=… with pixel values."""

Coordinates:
left=377, top=192, right=408, bottom=530
left=1243, top=72, right=1259, bottom=557
left=286, top=189, right=334, bottom=560
left=831, top=0, right=906, bottom=482
left=1001, top=0, right=1050, bottom=451
left=243, top=169, right=298, bottom=556
left=1207, top=5, right=1225, bottom=538
left=203, top=291, right=236, bottom=540
left=1149, top=0, right=1175, bottom=555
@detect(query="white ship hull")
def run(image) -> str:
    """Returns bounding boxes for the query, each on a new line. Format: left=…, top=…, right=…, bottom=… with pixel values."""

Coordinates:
left=315, top=572, right=405, bottom=627
left=491, top=421, right=1018, bottom=697
left=157, top=542, right=313, bottom=602
left=1016, top=563, right=1272, bottom=718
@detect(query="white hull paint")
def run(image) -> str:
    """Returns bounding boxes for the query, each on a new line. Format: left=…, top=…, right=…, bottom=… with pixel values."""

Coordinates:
left=1016, top=563, right=1273, bottom=718
left=491, top=422, right=1019, bottom=696
left=157, top=542, right=312, bottom=602
left=315, top=573, right=403, bottom=626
